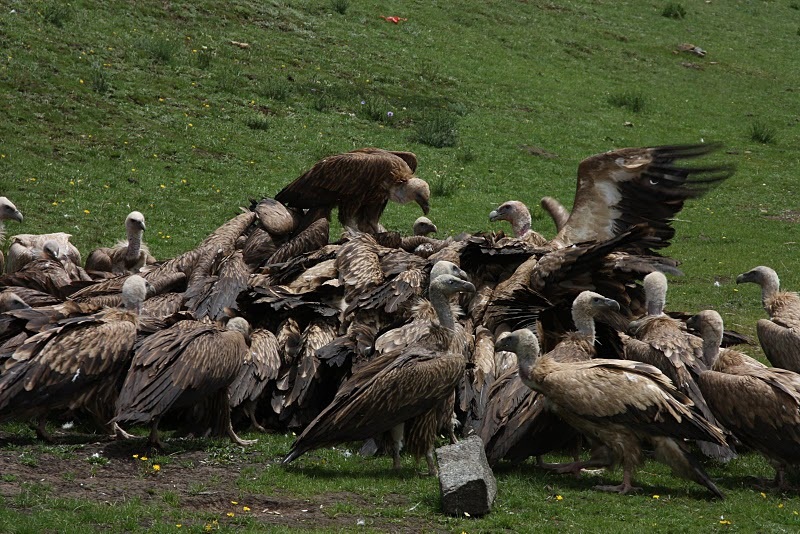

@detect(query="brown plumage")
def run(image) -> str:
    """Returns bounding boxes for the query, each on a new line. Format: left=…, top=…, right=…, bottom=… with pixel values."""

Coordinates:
left=275, top=148, right=430, bottom=234
left=0, top=240, right=82, bottom=298
left=622, top=272, right=734, bottom=461
left=736, top=266, right=800, bottom=373
left=85, top=211, right=155, bottom=274
left=184, top=249, right=250, bottom=320
left=498, top=317, right=726, bottom=498
left=552, top=143, right=733, bottom=248
left=540, top=196, right=570, bottom=232
left=230, top=327, right=281, bottom=432
left=689, top=309, right=800, bottom=489
left=113, top=316, right=255, bottom=448
left=282, top=274, right=475, bottom=471
left=0, top=196, right=24, bottom=273
left=250, top=197, right=301, bottom=238
left=0, top=275, right=150, bottom=440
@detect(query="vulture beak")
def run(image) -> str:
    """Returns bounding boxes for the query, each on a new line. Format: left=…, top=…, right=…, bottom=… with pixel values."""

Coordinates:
left=488, top=209, right=500, bottom=222
left=418, top=199, right=430, bottom=215
left=461, top=281, right=476, bottom=294
left=139, top=220, right=147, bottom=231
left=735, top=272, right=750, bottom=284
left=685, top=314, right=699, bottom=332
left=11, top=209, right=23, bottom=223
left=604, top=298, right=621, bottom=312
left=494, top=335, right=514, bottom=353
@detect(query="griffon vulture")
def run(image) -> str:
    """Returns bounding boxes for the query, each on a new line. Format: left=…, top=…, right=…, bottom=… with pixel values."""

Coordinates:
left=0, top=197, right=24, bottom=273
left=689, top=309, right=800, bottom=489
left=736, top=266, right=800, bottom=373
left=85, top=211, right=156, bottom=274
left=497, top=323, right=726, bottom=498
left=275, top=148, right=430, bottom=234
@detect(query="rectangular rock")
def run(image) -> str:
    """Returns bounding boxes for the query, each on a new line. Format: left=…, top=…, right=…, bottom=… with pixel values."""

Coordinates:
left=435, top=435, right=497, bottom=517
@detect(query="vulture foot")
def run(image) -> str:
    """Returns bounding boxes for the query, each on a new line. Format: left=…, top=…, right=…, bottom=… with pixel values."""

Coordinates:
left=227, top=423, right=257, bottom=446
left=594, top=483, right=642, bottom=495
left=33, top=418, right=55, bottom=443
left=111, top=422, right=136, bottom=440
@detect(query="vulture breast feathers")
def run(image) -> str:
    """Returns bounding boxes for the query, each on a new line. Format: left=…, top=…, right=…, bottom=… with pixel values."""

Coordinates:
left=275, top=148, right=429, bottom=233
left=556, top=143, right=734, bottom=248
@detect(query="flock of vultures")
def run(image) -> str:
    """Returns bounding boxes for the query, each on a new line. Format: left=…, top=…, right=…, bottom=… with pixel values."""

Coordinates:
left=1, top=144, right=799, bottom=500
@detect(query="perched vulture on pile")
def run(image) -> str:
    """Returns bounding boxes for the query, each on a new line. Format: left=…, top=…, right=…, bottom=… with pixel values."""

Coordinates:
left=488, top=200, right=548, bottom=246
left=0, top=197, right=24, bottom=273
left=275, top=148, right=430, bottom=234
left=85, top=211, right=156, bottom=274
left=497, top=292, right=727, bottom=498
left=5, top=232, right=82, bottom=274
left=736, top=266, right=800, bottom=373
left=689, top=310, right=800, bottom=489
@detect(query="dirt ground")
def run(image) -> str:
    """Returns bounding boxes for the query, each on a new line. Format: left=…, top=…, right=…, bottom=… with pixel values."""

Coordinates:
left=0, top=431, right=446, bottom=532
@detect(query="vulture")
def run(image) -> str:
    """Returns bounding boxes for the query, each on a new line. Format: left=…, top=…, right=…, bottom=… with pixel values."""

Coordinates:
left=0, top=197, right=24, bottom=273
left=275, top=148, right=430, bottom=234
left=5, top=232, right=82, bottom=273
left=0, top=291, right=30, bottom=313
left=0, top=275, right=150, bottom=440
left=113, top=316, right=255, bottom=448
left=551, top=143, right=733, bottom=249
left=0, top=240, right=85, bottom=298
left=736, top=265, right=800, bottom=373
left=412, top=216, right=438, bottom=236
left=497, top=323, right=726, bottom=498
left=282, top=273, right=476, bottom=472
left=85, top=211, right=156, bottom=274
left=621, top=271, right=734, bottom=461
left=229, top=327, right=282, bottom=432
left=689, top=309, right=800, bottom=489
left=488, top=200, right=548, bottom=245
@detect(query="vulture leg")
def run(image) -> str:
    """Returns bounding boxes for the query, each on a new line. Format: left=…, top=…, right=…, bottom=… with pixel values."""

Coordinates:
left=148, top=418, right=165, bottom=450
left=34, top=417, right=54, bottom=443
left=112, top=422, right=136, bottom=440
left=245, top=401, right=268, bottom=434
left=222, top=392, right=257, bottom=446
left=390, top=424, right=404, bottom=470
left=446, top=412, right=459, bottom=445
left=423, top=447, right=438, bottom=477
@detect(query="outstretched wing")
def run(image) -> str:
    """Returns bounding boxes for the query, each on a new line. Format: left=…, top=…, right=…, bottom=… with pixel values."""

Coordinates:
left=558, top=144, right=734, bottom=247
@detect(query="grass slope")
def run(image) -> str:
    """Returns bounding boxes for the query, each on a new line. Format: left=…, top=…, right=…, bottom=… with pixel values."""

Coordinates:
left=1, top=0, right=800, bottom=531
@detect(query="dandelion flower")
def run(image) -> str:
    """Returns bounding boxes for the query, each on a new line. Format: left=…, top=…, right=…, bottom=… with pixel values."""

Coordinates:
left=84, top=209, right=90, bottom=214
left=761, top=492, right=767, bottom=498
left=719, top=520, right=731, bottom=525
left=243, top=506, right=250, bottom=512
left=160, top=184, right=165, bottom=189
left=652, top=495, right=660, bottom=499
left=176, top=524, right=182, bottom=528
left=132, top=454, right=139, bottom=459
left=231, top=501, right=238, bottom=505
left=556, top=495, right=563, bottom=501
left=140, top=456, right=148, bottom=461
left=226, top=512, right=235, bottom=517
left=153, top=464, right=161, bottom=471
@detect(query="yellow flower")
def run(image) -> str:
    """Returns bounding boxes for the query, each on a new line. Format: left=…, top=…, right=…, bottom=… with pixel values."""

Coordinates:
left=176, top=525, right=181, bottom=528
left=140, top=456, right=148, bottom=461
left=153, top=464, right=161, bottom=471
left=779, top=503, right=784, bottom=508
left=226, top=512, right=234, bottom=517
left=160, top=184, right=165, bottom=189
left=83, top=209, right=90, bottom=214
left=231, top=501, right=238, bottom=505
left=719, top=520, right=731, bottom=525
left=652, top=495, right=660, bottom=499
left=243, top=506, right=250, bottom=512
left=79, top=79, right=84, bottom=84
left=761, top=492, right=767, bottom=498
left=132, top=454, right=139, bottom=459
left=52, top=201, right=58, bottom=206
left=556, top=495, right=563, bottom=501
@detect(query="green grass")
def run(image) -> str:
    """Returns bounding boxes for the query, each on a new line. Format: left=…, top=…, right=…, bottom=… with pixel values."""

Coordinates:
left=2, top=0, right=800, bottom=530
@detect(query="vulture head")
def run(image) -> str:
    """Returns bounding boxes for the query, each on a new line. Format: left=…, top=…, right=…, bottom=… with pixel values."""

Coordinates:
left=494, top=327, right=540, bottom=358
left=686, top=310, right=724, bottom=367
left=42, top=240, right=62, bottom=263
left=736, top=265, right=779, bottom=289
left=430, top=260, right=468, bottom=282
left=413, top=216, right=438, bottom=236
left=0, top=291, right=31, bottom=312
left=642, top=271, right=668, bottom=316
left=226, top=316, right=253, bottom=347
left=571, top=291, right=620, bottom=338
left=126, top=211, right=147, bottom=235
left=429, top=273, right=476, bottom=300
left=121, top=275, right=152, bottom=313
left=0, top=197, right=23, bottom=225
left=390, top=177, right=430, bottom=215
left=488, top=200, right=531, bottom=237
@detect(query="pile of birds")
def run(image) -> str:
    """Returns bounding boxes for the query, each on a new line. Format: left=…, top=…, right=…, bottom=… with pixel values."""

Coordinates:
left=1, top=143, right=799, bottom=500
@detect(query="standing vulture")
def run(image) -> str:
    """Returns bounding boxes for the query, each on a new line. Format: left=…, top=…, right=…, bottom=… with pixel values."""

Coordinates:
left=85, top=211, right=155, bottom=274
left=689, top=309, right=800, bottom=489
left=275, top=148, right=430, bottom=234
left=497, top=324, right=726, bottom=498
left=0, top=275, right=150, bottom=440
left=113, top=316, right=255, bottom=448
left=0, top=197, right=24, bottom=273
left=736, top=266, right=800, bottom=373
left=282, top=273, right=475, bottom=471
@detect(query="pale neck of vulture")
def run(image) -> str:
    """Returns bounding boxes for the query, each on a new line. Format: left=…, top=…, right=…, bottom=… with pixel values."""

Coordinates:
left=643, top=271, right=668, bottom=316
left=689, top=310, right=724, bottom=368
left=499, top=329, right=540, bottom=384
left=491, top=201, right=532, bottom=238
left=737, top=266, right=780, bottom=310
left=570, top=291, right=620, bottom=344
left=125, top=212, right=146, bottom=262
left=121, top=275, right=149, bottom=314
left=428, top=274, right=475, bottom=333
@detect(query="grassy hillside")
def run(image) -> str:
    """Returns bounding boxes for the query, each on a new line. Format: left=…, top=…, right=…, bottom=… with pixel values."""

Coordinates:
left=2, top=0, right=800, bottom=531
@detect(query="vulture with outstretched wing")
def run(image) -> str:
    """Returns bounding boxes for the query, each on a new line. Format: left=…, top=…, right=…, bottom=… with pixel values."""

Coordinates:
left=275, top=148, right=430, bottom=234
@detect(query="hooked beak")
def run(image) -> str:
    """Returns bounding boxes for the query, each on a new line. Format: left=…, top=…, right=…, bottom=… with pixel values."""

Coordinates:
left=418, top=199, right=430, bottom=215
left=604, top=298, right=621, bottom=312
left=461, top=281, right=476, bottom=294
left=735, top=272, right=751, bottom=284
left=11, top=209, right=23, bottom=223
left=488, top=209, right=500, bottom=222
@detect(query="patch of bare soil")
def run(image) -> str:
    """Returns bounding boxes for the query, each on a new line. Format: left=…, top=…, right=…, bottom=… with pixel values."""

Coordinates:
left=0, top=433, right=445, bottom=532
left=764, top=210, right=800, bottom=223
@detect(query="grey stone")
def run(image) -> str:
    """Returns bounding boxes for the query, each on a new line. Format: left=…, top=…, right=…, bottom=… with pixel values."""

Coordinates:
left=435, top=435, right=497, bottom=517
